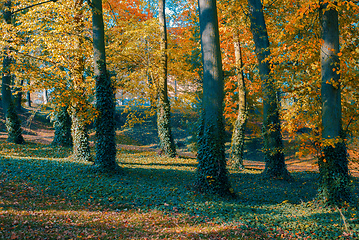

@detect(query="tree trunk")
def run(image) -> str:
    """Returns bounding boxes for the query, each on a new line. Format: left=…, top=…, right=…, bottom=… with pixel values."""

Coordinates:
left=92, top=0, right=119, bottom=171
left=1, top=0, right=25, bottom=144
left=318, top=2, right=351, bottom=205
left=26, top=79, right=31, bottom=107
left=196, top=0, right=232, bottom=196
left=43, top=89, right=48, bottom=104
left=14, top=80, right=24, bottom=111
left=52, top=106, right=72, bottom=147
left=248, top=0, right=290, bottom=180
left=230, top=29, right=247, bottom=169
left=71, top=0, right=92, bottom=162
left=26, top=91, right=31, bottom=107
left=71, top=107, right=92, bottom=161
left=157, top=0, right=176, bottom=157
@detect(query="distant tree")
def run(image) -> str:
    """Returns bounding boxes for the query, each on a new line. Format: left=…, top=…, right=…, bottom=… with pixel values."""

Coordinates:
left=195, top=0, right=232, bottom=196
left=91, top=0, right=119, bottom=171
left=248, top=0, right=291, bottom=180
left=318, top=1, right=351, bottom=205
left=157, top=0, right=176, bottom=157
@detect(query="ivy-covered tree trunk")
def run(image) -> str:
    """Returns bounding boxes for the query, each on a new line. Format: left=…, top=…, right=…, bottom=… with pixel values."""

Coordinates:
left=5, top=101, right=25, bottom=144
left=71, top=0, right=92, bottom=162
left=92, top=0, right=119, bottom=171
left=1, top=0, right=25, bottom=144
left=52, top=106, right=72, bottom=147
left=196, top=0, right=232, bottom=196
left=157, top=0, right=176, bottom=157
left=230, top=30, right=247, bottom=169
left=71, top=106, right=92, bottom=161
left=248, top=0, right=290, bottom=180
left=318, top=2, right=351, bottom=205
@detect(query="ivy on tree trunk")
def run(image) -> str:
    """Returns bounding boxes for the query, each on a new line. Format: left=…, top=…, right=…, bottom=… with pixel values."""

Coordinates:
left=230, top=30, right=247, bottom=169
left=248, top=0, right=290, bottom=180
left=195, top=0, right=232, bottom=197
left=318, top=2, right=351, bottom=205
left=157, top=0, right=176, bottom=157
left=52, top=106, right=72, bottom=147
left=92, top=0, right=119, bottom=171
left=2, top=0, right=25, bottom=144
left=70, top=0, right=92, bottom=162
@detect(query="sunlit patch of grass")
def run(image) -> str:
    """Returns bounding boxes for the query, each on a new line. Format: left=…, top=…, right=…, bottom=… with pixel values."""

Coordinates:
left=0, top=140, right=358, bottom=239
left=0, top=141, right=71, bottom=159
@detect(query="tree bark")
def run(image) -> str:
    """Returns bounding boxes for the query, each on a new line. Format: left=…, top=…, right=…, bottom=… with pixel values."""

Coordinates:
left=248, top=0, right=290, bottom=180
left=318, top=2, right=351, bottom=205
left=157, top=0, right=176, bottom=157
left=196, top=0, right=232, bottom=196
left=1, top=0, right=25, bottom=144
left=43, top=89, right=48, bottom=104
left=92, top=0, right=119, bottom=171
left=14, top=80, right=24, bottom=111
left=230, top=29, right=247, bottom=169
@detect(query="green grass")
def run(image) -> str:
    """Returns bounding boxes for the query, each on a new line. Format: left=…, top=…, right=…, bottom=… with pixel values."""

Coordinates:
left=0, top=141, right=358, bottom=239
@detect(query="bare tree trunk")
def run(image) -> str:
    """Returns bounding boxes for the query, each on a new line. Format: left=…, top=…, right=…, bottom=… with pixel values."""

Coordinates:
left=157, top=0, right=176, bottom=157
left=14, top=80, right=24, bottom=111
left=230, top=29, right=247, bottom=169
left=43, top=89, right=48, bottom=104
left=248, top=0, right=290, bottom=180
left=196, top=0, right=232, bottom=196
left=26, top=92, right=31, bottom=107
left=318, top=2, right=351, bottom=205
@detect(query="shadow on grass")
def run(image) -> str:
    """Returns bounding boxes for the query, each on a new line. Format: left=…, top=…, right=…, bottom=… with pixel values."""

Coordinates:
left=1, top=152, right=359, bottom=239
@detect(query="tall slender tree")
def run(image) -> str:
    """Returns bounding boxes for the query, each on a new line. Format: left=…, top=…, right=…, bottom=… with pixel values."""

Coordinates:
left=195, top=0, right=232, bottom=196
left=1, top=0, right=25, bottom=144
left=71, top=0, right=92, bottom=162
left=157, top=0, right=176, bottom=157
left=318, top=1, right=351, bottom=205
left=247, top=0, right=290, bottom=180
left=91, top=0, right=119, bottom=171
left=230, top=29, right=247, bottom=169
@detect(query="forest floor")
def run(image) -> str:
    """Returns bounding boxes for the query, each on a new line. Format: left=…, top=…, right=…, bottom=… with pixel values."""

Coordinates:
left=0, top=105, right=358, bottom=176
left=0, top=106, right=359, bottom=239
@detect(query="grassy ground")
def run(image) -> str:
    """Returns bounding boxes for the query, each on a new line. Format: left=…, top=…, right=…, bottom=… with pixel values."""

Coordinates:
left=0, top=106, right=359, bottom=239
left=0, top=141, right=358, bottom=239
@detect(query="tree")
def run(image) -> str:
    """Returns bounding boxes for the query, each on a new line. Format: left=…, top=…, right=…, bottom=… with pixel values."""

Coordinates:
left=91, top=0, right=119, bottom=171
left=157, top=0, right=176, bottom=157
left=247, top=0, right=291, bottom=180
left=71, top=0, right=92, bottom=162
left=318, top=1, right=351, bottom=205
left=51, top=106, right=72, bottom=147
left=195, top=0, right=232, bottom=196
left=1, top=0, right=25, bottom=144
left=230, top=29, right=247, bottom=169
